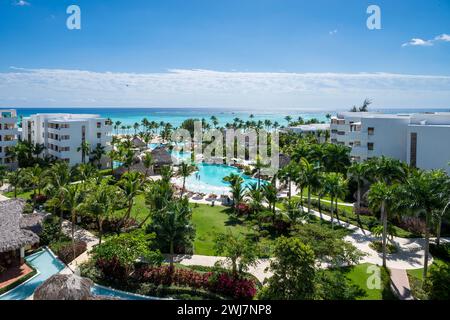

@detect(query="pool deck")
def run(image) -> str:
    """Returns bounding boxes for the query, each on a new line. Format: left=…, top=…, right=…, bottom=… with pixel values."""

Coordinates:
left=0, top=264, right=33, bottom=290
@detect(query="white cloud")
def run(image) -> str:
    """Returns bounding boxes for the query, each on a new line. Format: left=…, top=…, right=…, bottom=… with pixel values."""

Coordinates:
left=402, top=38, right=433, bottom=47
left=403, top=33, right=450, bottom=47
left=1, top=68, right=450, bottom=109
left=329, top=29, right=338, bottom=36
left=435, top=34, right=450, bottom=42
left=13, top=0, right=30, bottom=6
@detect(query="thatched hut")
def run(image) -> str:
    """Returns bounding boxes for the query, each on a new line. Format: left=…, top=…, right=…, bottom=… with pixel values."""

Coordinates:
left=151, top=146, right=173, bottom=171
left=34, top=274, right=121, bottom=300
left=34, top=274, right=94, bottom=300
left=0, top=199, right=42, bottom=267
left=131, top=137, right=147, bottom=150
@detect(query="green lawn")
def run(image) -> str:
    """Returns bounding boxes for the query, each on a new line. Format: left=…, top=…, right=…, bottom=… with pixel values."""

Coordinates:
left=338, top=263, right=392, bottom=300
left=3, top=190, right=34, bottom=200
left=191, top=203, right=253, bottom=256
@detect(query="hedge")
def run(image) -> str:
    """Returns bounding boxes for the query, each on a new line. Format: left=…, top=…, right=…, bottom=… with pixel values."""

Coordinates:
left=0, top=262, right=37, bottom=296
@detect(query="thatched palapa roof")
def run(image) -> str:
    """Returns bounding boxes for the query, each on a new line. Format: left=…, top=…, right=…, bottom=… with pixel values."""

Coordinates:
left=132, top=137, right=147, bottom=149
left=0, top=199, right=40, bottom=253
left=151, top=146, right=173, bottom=167
left=34, top=274, right=94, bottom=300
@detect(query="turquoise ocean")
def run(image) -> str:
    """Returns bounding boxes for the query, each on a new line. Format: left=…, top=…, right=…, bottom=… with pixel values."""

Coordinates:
left=12, top=107, right=450, bottom=128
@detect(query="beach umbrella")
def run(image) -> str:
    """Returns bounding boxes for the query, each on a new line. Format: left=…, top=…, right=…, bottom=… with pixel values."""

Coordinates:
left=34, top=274, right=94, bottom=300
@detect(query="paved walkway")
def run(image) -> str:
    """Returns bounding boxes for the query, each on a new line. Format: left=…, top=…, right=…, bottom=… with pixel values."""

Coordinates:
left=61, top=220, right=99, bottom=271
left=170, top=254, right=272, bottom=283
left=389, top=268, right=414, bottom=300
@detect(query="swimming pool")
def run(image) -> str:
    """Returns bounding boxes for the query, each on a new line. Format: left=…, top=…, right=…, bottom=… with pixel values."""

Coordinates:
left=0, top=248, right=65, bottom=300
left=173, top=163, right=263, bottom=194
left=0, top=248, right=156, bottom=300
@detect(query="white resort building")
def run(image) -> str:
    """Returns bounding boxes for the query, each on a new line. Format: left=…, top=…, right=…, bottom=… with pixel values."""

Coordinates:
left=22, top=113, right=113, bottom=167
left=0, top=109, right=19, bottom=169
left=331, top=111, right=450, bottom=173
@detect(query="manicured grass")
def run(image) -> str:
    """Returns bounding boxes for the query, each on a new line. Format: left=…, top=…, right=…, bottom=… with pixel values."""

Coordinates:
left=190, top=203, right=253, bottom=256
left=3, top=190, right=34, bottom=200
left=338, top=263, right=389, bottom=300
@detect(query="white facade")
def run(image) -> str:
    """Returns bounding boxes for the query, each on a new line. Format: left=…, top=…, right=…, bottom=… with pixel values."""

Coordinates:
left=0, top=109, right=19, bottom=168
left=282, top=124, right=330, bottom=142
left=22, top=113, right=112, bottom=167
left=331, top=112, right=450, bottom=173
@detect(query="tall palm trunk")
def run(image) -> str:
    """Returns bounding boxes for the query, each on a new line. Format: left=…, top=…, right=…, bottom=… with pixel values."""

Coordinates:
left=288, top=178, right=291, bottom=200
left=335, top=200, right=341, bottom=223
left=423, top=212, right=431, bottom=280
left=381, top=201, right=387, bottom=268
left=356, top=181, right=363, bottom=230
left=436, top=217, right=442, bottom=246
left=307, top=187, right=311, bottom=213
left=318, top=195, right=323, bottom=220
left=71, top=210, right=76, bottom=262
left=169, top=240, right=175, bottom=270
left=98, top=219, right=103, bottom=245
left=330, top=197, right=334, bottom=229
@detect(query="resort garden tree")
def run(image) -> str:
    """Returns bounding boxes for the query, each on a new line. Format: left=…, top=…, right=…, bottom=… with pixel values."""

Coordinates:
left=75, top=163, right=98, bottom=190
left=0, top=165, right=6, bottom=186
left=141, top=178, right=174, bottom=227
left=84, top=181, right=120, bottom=244
left=44, top=162, right=72, bottom=231
left=262, top=183, right=278, bottom=221
left=179, top=162, right=196, bottom=198
left=247, top=183, right=265, bottom=214
left=77, top=141, right=91, bottom=164
left=299, top=158, right=320, bottom=213
left=323, top=172, right=347, bottom=228
left=259, top=236, right=316, bottom=300
left=142, top=152, right=154, bottom=178
left=224, top=173, right=246, bottom=215
left=146, top=197, right=195, bottom=269
left=367, top=182, right=400, bottom=268
left=6, top=168, right=24, bottom=198
left=117, top=171, right=143, bottom=228
left=348, top=162, right=369, bottom=230
left=214, top=230, right=259, bottom=276
left=90, top=144, right=106, bottom=169
left=397, top=170, right=448, bottom=279
left=25, top=164, right=48, bottom=200
left=278, top=162, right=300, bottom=200
left=63, top=184, right=85, bottom=260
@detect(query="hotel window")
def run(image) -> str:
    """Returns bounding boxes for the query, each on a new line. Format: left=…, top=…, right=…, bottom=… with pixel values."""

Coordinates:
left=410, top=132, right=417, bottom=167
left=367, top=142, right=374, bottom=151
left=354, top=141, right=361, bottom=147
left=97, top=122, right=101, bottom=128
left=368, top=127, right=375, bottom=135
left=97, top=132, right=102, bottom=139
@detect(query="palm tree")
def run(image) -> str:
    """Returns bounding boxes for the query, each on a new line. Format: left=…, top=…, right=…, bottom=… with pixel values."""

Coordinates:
left=348, top=162, right=368, bottom=230
left=254, top=155, right=269, bottom=189
left=90, top=144, right=105, bottom=169
left=148, top=198, right=195, bottom=269
left=76, top=163, right=97, bottom=188
left=77, top=141, right=90, bottom=164
left=368, top=181, right=399, bottom=267
left=84, top=181, right=118, bottom=244
left=284, top=116, right=292, bottom=126
left=247, top=183, right=264, bottom=214
left=0, top=165, right=6, bottom=187
left=262, top=184, right=278, bottom=221
left=142, top=152, right=154, bottom=177
left=278, top=162, right=299, bottom=200
left=398, top=170, right=447, bottom=279
left=118, top=171, right=143, bottom=227
left=45, top=162, right=72, bottom=231
left=7, top=169, right=24, bottom=198
left=224, top=173, right=245, bottom=214
left=300, top=158, right=320, bottom=213
left=63, top=184, right=84, bottom=259
left=179, top=162, right=195, bottom=198
left=114, top=121, right=122, bottom=134
left=25, top=164, right=47, bottom=206
left=323, top=172, right=347, bottom=228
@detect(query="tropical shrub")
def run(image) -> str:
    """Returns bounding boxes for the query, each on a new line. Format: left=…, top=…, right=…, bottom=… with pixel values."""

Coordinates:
left=427, top=262, right=450, bottom=300
left=208, top=272, right=257, bottom=300
left=39, top=216, right=64, bottom=246
left=429, top=243, right=450, bottom=262
left=50, top=240, right=87, bottom=264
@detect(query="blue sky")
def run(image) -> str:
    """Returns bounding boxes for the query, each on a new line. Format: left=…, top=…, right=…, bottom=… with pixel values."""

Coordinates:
left=0, top=0, right=449, bottom=109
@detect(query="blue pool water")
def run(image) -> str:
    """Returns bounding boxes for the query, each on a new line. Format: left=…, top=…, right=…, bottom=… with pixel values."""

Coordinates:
left=0, top=249, right=65, bottom=300
left=174, top=163, right=263, bottom=194
left=0, top=248, right=157, bottom=300
left=91, top=285, right=154, bottom=300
